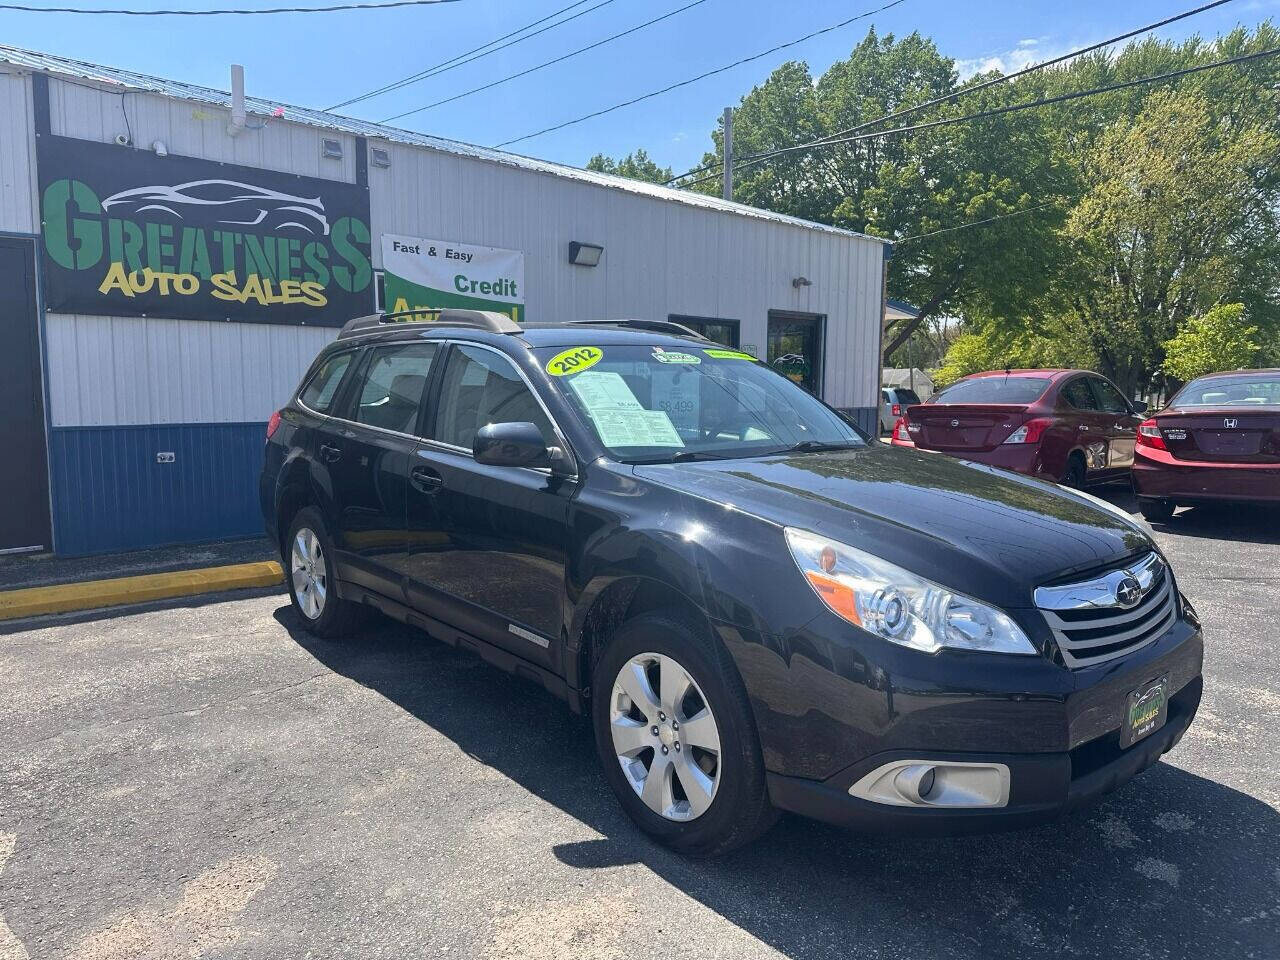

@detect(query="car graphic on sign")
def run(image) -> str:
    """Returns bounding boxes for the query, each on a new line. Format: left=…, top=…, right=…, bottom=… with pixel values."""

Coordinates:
left=101, top=179, right=330, bottom=235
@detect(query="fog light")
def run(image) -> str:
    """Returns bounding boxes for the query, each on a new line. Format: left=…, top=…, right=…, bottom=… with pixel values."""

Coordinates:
left=851, top=759, right=1010, bottom=808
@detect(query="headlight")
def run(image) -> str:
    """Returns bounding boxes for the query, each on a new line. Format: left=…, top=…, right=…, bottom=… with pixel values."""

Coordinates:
left=784, top=527, right=1036, bottom=655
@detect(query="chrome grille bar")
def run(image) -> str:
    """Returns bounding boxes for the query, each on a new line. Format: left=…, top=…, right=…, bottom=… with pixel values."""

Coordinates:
left=1034, top=553, right=1179, bottom=668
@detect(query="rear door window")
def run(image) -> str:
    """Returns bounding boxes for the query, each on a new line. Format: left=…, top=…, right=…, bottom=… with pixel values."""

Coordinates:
left=352, top=342, right=439, bottom=434
left=1061, top=378, right=1099, bottom=411
left=299, top=351, right=355, bottom=414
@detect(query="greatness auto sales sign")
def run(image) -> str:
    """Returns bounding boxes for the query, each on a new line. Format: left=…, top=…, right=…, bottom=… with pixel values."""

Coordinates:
left=37, top=134, right=373, bottom=325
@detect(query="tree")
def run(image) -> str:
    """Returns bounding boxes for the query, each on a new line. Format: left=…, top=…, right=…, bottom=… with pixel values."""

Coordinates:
left=933, top=318, right=1097, bottom=386
left=675, top=30, right=1072, bottom=361
left=586, top=149, right=673, bottom=184
left=1057, top=90, right=1279, bottom=395
left=1162, top=303, right=1260, bottom=381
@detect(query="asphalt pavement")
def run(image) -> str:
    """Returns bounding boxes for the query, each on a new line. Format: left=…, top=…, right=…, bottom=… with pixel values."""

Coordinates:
left=0, top=491, right=1277, bottom=960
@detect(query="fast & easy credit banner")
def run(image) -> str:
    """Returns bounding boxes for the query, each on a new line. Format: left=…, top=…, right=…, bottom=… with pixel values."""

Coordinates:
left=381, top=234, right=524, bottom=321
left=37, top=134, right=373, bottom=325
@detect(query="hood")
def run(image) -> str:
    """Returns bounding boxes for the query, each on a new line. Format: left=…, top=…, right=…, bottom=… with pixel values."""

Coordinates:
left=634, top=444, right=1154, bottom=609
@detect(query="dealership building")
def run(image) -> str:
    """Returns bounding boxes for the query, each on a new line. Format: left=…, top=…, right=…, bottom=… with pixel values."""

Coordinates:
left=0, top=45, right=889, bottom=556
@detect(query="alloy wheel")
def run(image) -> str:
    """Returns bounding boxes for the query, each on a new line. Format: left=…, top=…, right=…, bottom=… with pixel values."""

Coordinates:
left=609, top=652, right=722, bottom=821
left=290, top=527, right=328, bottom=620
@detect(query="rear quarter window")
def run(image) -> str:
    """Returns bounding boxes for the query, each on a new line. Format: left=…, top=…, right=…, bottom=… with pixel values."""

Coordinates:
left=299, top=351, right=355, bottom=414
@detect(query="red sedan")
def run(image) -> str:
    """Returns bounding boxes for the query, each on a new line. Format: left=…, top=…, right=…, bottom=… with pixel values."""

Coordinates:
left=892, top=369, right=1144, bottom=487
left=1132, top=369, right=1280, bottom=521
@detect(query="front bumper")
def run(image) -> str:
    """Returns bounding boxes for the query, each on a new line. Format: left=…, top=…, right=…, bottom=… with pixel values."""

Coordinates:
left=1133, top=447, right=1280, bottom=503
left=767, top=674, right=1201, bottom=835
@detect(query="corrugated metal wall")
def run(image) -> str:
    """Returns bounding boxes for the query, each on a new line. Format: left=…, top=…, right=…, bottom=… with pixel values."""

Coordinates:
left=13, top=72, right=884, bottom=555
left=367, top=143, right=883, bottom=411
left=0, top=71, right=36, bottom=233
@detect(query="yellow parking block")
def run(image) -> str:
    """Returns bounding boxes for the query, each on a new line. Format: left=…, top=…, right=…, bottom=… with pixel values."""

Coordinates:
left=0, top=561, right=284, bottom=621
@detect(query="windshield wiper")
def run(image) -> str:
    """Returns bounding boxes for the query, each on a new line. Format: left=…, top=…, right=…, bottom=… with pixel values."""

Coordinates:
left=781, top=440, right=862, bottom=454
left=629, top=450, right=739, bottom=464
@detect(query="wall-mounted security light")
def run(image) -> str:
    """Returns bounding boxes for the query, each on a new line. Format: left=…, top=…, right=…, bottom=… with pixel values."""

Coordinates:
left=792, top=276, right=813, bottom=289
left=370, top=147, right=391, bottom=168
left=569, top=241, right=604, bottom=267
left=322, top=138, right=344, bottom=160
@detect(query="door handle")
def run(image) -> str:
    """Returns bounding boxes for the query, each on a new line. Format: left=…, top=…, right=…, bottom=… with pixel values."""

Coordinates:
left=410, top=465, right=444, bottom=494
left=319, top=443, right=342, bottom=463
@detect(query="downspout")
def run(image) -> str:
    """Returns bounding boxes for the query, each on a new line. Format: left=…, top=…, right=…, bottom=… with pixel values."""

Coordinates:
left=227, top=64, right=246, bottom=138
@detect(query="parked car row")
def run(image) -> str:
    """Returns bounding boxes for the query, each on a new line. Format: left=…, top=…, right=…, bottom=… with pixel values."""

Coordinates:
left=888, top=367, right=1279, bottom=521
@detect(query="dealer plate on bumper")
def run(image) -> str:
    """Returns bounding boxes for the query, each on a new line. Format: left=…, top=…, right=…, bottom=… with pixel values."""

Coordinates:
left=1121, top=675, right=1169, bottom=748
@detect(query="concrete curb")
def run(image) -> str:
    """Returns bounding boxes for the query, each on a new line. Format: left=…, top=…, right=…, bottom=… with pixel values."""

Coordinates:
left=0, top=561, right=285, bottom=621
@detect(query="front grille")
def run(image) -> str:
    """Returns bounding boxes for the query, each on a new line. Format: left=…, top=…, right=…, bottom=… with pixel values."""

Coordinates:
left=1034, top=553, right=1179, bottom=668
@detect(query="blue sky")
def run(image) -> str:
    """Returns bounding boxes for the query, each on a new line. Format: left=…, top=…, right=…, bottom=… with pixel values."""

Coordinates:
left=1, top=0, right=1275, bottom=175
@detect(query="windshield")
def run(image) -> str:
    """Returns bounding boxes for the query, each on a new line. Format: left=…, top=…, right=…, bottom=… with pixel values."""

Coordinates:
left=931, top=376, right=1050, bottom=405
left=1172, top=374, right=1280, bottom=407
left=536, top=344, right=864, bottom=462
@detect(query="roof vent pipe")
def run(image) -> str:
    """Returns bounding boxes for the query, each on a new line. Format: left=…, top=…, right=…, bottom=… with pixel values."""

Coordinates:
left=227, top=64, right=246, bottom=138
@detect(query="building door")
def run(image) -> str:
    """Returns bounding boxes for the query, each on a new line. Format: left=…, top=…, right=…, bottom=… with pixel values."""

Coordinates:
left=0, top=236, right=52, bottom=554
left=767, top=311, right=825, bottom=397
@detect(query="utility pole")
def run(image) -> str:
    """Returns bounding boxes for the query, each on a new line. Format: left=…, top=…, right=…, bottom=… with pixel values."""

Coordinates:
left=722, top=107, right=734, bottom=202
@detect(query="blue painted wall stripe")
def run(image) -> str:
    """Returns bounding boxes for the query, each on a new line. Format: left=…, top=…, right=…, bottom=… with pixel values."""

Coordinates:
left=49, top=422, right=267, bottom=555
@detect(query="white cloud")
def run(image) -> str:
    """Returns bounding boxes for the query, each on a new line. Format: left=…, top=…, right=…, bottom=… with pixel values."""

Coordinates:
left=955, top=37, right=1077, bottom=79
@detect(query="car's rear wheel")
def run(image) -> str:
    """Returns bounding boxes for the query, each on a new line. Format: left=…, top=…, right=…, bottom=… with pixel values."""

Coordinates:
left=285, top=507, right=367, bottom=638
left=1061, top=454, right=1086, bottom=489
left=1138, top=498, right=1176, bottom=523
left=591, top=610, right=778, bottom=856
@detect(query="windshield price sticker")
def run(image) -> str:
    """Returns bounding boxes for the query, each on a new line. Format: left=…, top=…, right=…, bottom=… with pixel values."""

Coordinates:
left=652, top=350, right=701, bottom=364
left=592, top=409, right=685, bottom=448
left=547, top=346, right=604, bottom=376
left=703, top=349, right=757, bottom=361
left=568, top=371, right=643, bottom=411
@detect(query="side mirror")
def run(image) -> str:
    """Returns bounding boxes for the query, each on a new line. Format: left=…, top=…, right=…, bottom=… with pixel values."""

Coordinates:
left=473, top=421, right=551, bottom=469
left=1131, top=400, right=1149, bottom=414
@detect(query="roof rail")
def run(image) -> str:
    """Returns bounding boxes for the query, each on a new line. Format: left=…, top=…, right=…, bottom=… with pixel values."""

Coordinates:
left=337, top=308, right=521, bottom=340
left=562, top=318, right=709, bottom=340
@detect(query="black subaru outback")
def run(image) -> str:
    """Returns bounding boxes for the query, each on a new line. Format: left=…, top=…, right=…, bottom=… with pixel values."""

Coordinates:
left=261, top=309, right=1202, bottom=856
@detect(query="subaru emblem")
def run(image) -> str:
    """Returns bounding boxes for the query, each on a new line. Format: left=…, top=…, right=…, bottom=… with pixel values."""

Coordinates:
left=1224, top=418, right=1238, bottom=429
left=1115, top=575, right=1143, bottom=608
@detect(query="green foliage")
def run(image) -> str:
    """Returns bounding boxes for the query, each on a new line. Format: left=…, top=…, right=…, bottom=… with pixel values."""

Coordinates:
left=612, top=23, right=1280, bottom=390
left=586, top=149, right=674, bottom=185
left=1162, top=304, right=1260, bottom=381
left=934, top=319, right=1097, bottom=386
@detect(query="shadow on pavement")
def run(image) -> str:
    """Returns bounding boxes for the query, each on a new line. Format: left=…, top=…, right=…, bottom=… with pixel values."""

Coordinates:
left=278, top=605, right=1280, bottom=959
left=1093, top=485, right=1280, bottom=545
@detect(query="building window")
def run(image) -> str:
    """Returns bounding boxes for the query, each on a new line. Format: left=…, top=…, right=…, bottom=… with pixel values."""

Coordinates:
left=669, top=314, right=740, bottom=348
left=767, top=311, right=825, bottom=397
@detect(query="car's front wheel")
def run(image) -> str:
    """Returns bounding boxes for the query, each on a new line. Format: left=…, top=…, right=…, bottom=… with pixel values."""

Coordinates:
left=591, top=610, right=778, bottom=856
left=285, top=507, right=367, bottom=638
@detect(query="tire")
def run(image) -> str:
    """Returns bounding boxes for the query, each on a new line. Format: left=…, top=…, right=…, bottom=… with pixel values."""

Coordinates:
left=591, top=610, right=779, bottom=857
left=284, top=507, right=368, bottom=638
left=1138, top=498, right=1176, bottom=523
left=1061, top=454, right=1086, bottom=489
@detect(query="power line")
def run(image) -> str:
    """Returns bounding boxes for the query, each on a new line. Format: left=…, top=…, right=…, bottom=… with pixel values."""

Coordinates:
left=0, top=0, right=459, bottom=13
left=667, top=0, right=1239, bottom=185
left=674, top=45, right=1280, bottom=189
left=494, top=0, right=908, bottom=147
left=327, top=0, right=614, bottom=112
left=380, top=0, right=711, bottom=123
left=896, top=201, right=1062, bottom=243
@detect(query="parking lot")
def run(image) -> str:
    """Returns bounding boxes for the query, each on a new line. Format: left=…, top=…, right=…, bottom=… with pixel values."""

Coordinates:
left=1, top=490, right=1276, bottom=960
